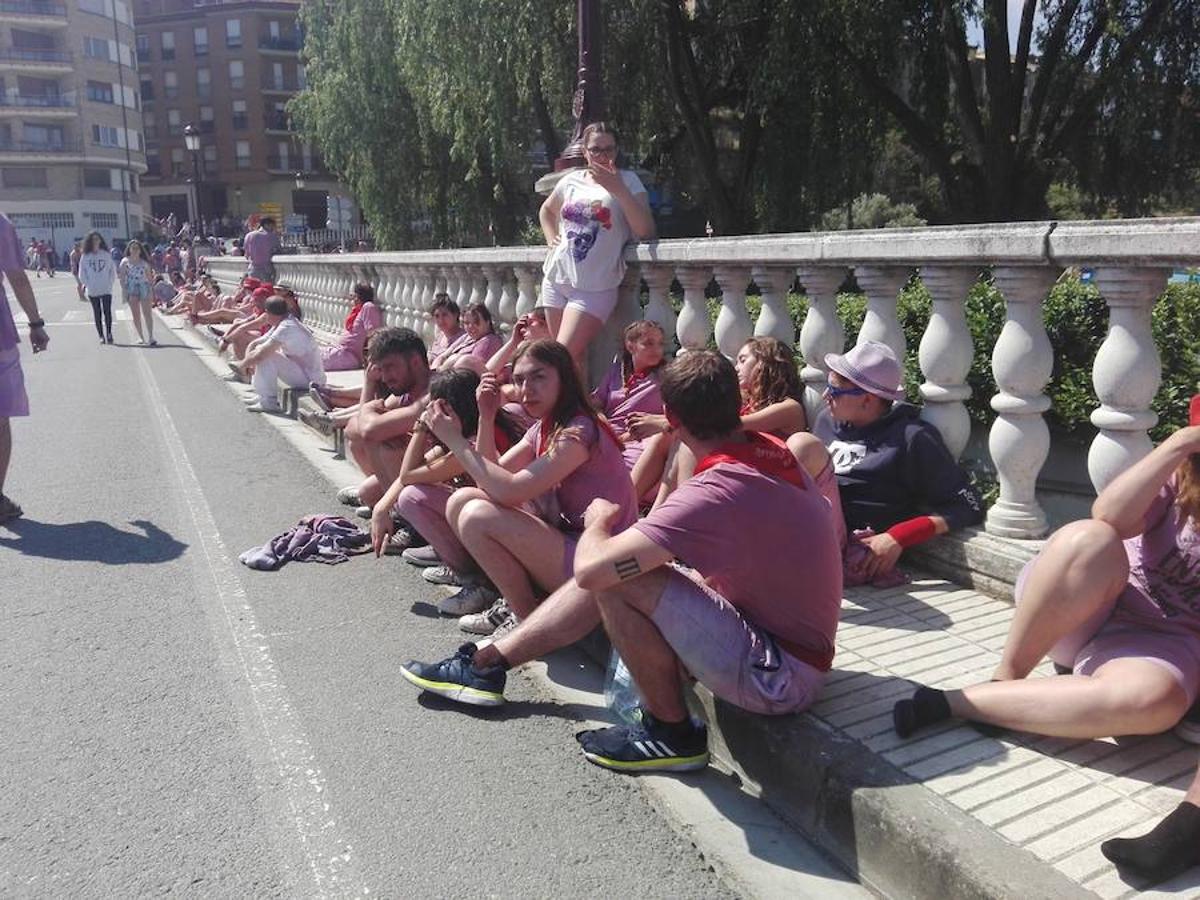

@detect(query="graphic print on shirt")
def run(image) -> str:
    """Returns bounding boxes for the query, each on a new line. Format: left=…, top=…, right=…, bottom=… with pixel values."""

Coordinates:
left=562, top=199, right=613, bottom=263
left=1134, top=521, right=1200, bottom=620
left=828, top=439, right=868, bottom=474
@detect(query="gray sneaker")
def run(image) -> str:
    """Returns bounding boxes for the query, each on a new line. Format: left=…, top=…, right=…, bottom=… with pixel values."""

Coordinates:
left=402, top=545, right=441, bottom=568
left=383, top=527, right=420, bottom=555
left=422, top=565, right=463, bottom=586
left=336, top=485, right=361, bottom=507
left=459, top=598, right=515, bottom=636
left=354, top=505, right=372, bottom=519
left=440, top=583, right=500, bottom=617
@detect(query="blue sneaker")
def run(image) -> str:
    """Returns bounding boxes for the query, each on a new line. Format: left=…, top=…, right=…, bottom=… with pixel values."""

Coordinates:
left=576, top=712, right=709, bottom=773
left=400, top=643, right=506, bottom=707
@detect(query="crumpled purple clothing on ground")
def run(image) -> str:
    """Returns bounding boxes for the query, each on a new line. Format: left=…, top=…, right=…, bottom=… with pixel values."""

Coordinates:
left=843, top=527, right=911, bottom=589
left=239, top=514, right=372, bottom=571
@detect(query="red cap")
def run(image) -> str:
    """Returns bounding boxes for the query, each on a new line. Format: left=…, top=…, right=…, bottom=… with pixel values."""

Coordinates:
left=1189, top=394, right=1200, bottom=427
left=251, top=285, right=274, bottom=302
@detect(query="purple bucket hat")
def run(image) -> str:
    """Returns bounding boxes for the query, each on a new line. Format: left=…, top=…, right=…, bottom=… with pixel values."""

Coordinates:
left=824, top=340, right=906, bottom=402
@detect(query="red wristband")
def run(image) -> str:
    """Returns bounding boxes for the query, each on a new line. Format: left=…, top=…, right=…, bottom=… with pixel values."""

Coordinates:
left=1190, top=394, right=1200, bottom=427
left=886, top=516, right=938, bottom=549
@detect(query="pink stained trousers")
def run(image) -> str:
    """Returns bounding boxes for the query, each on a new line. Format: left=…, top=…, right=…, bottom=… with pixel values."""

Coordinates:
left=395, top=482, right=474, bottom=573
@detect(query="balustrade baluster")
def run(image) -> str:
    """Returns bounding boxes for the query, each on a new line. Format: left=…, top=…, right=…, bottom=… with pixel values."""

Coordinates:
left=712, top=267, right=751, bottom=359
left=986, top=267, right=1059, bottom=538
left=469, top=271, right=486, bottom=311
left=853, top=266, right=910, bottom=362
left=796, top=266, right=848, bottom=425
left=750, top=266, right=795, bottom=346
left=483, top=267, right=504, bottom=323
left=1087, top=267, right=1170, bottom=492
left=499, top=269, right=519, bottom=328
left=674, top=267, right=713, bottom=352
left=514, top=267, right=538, bottom=320
left=641, top=266, right=677, bottom=345
left=917, top=267, right=980, bottom=458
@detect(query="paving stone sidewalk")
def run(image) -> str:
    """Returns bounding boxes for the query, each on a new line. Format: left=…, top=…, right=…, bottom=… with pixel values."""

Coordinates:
left=818, top=577, right=1200, bottom=899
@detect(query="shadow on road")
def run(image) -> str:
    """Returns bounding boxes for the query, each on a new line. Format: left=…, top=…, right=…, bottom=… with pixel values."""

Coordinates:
left=0, top=517, right=188, bottom=564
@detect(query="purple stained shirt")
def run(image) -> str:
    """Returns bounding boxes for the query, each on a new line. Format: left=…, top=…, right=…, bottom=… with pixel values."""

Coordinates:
left=591, top=360, right=664, bottom=434
left=0, top=213, right=25, bottom=351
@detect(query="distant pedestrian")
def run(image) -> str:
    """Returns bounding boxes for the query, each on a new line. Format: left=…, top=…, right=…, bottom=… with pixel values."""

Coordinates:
left=243, top=217, right=280, bottom=282
left=69, top=241, right=84, bottom=301
left=0, top=211, right=50, bottom=524
left=79, top=231, right=116, bottom=345
left=119, top=240, right=156, bottom=346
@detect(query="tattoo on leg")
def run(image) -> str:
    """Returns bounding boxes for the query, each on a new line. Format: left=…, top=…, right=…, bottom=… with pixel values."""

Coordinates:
left=614, top=557, right=641, bottom=580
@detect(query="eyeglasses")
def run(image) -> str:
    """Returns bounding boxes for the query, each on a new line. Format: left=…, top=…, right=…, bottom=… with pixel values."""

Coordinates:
left=825, top=382, right=868, bottom=399
left=586, top=144, right=617, bottom=156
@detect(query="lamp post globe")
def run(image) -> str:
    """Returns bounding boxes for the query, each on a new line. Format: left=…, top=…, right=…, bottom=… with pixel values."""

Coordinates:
left=294, top=171, right=306, bottom=190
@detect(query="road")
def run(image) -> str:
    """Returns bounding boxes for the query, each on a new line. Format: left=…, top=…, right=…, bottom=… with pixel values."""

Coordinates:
left=0, top=277, right=866, bottom=898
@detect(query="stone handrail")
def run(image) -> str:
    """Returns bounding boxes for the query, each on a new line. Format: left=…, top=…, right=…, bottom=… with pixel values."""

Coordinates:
left=204, top=216, right=1200, bottom=541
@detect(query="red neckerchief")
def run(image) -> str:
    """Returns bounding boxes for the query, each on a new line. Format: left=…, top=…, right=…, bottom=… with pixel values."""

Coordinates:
left=694, top=431, right=806, bottom=488
left=739, top=401, right=753, bottom=416
left=624, top=368, right=652, bottom=392
left=344, top=303, right=363, bottom=331
left=537, top=414, right=624, bottom=457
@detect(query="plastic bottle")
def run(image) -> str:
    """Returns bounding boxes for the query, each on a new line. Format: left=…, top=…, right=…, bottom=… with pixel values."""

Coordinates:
left=603, top=649, right=643, bottom=725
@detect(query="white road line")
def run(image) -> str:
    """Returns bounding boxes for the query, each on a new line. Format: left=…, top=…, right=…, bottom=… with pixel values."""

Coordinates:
left=132, top=347, right=367, bottom=898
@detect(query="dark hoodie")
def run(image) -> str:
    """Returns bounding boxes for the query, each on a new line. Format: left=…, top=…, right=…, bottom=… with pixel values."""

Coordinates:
left=813, top=403, right=983, bottom=533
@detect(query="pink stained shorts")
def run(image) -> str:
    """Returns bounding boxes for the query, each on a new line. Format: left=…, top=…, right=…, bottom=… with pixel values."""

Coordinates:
left=0, top=344, right=29, bottom=418
left=1015, top=559, right=1200, bottom=705
left=649, top=564, right=827, bottom=715
left=539, top=279, right=620, bottom=323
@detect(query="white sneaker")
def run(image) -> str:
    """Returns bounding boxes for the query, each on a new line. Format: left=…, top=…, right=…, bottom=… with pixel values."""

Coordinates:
left=354, top=505, right=372, bottom=519
left=383, top=528, right=419, bottom=555
left=246, top=403, right=283, bottom=414
left=335, top=485, right=361, bottom=506
left=402, top=545, right=441, bottom=568
left=459, top=598, right=514, bottom=635
left=422, top=565, right=463, bottom=586
left=440, top=583, right=500, bottom=617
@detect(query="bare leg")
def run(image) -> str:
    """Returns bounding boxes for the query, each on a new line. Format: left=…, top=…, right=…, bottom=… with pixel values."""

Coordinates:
left=128, top=298, right=145, bottom=341
left=139, top=298, right=155, bottom=342
left=630, top=431, right=672, bottom=503
left=448, top=490, right=567, bottom=618
left=476, top=577, right=602, bottom=670
left=554, top=306, right=605, bottom=372
left=363, top=440, right=406, bottom=504
left=594, top=568, right=687, bottom=721
left=0, top=417, right=11, bottom=495
left=545, top=306, right=563, bottom=339
left=993, top=519, right=1129, bottom=680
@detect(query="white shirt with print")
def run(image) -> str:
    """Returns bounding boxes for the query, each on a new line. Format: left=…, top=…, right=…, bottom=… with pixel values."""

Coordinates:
left=543, top=169, right=647, bottom=292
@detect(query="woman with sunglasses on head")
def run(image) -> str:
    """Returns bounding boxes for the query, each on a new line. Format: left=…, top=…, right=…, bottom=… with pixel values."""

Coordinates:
left=538, top=122, right=655, bottom=369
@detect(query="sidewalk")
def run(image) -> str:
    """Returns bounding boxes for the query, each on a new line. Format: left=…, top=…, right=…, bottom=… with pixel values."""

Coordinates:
left=170, top=312, right=1200, bottom=899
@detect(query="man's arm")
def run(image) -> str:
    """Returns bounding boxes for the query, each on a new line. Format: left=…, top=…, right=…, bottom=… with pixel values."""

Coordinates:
left=242, top=338, right=278, bottom=366
left=6, top=268, right=47, bottom=352
left=357, top=397, right=425, bottom=442
left=574, top=502, right=674, bottom=592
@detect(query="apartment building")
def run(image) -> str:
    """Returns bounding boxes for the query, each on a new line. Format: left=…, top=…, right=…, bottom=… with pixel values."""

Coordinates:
left=135, top=0, right=343, bottom=235
left=0, top=0, right=146, bottom=255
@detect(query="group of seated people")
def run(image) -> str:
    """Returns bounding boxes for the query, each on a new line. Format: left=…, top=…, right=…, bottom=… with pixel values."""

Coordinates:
left=195, top=274, right=1200, bottom=884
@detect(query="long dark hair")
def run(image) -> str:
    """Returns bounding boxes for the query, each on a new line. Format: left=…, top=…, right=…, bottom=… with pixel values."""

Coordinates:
left=428, top=369, right=522, bottom=447
left=741, top=336, right=802, bottom=410
left=620, top=320, right=666, bottom=383
left=513, top=339, right=599, bottom=434
left=83, top=230, right=108, bottom=254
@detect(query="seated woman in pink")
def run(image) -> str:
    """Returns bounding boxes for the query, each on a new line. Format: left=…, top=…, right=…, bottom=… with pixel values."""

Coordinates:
left=590, top=320, right=667, bottom=472
left=427, top=294, right=465, bottom=361
left=217, top=286, right=274, bottom=360
left=419, top=339, right=637, bottom=633
left=429, top=302, right=503, bottom=371
left=322, top=282, right=382, bottom=371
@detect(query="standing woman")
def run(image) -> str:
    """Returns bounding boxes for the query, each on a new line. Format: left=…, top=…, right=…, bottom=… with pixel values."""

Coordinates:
left=119, top=239, right=156, bottom=346
left=538, top=123, right=655, bottom=369
left=78, top=231, right=116, bottom=345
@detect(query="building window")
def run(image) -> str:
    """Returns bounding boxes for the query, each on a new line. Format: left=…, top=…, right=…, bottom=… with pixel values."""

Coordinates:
left=225, top=18, right=241, bottom=49
left=146, top=151, right=161, bottom=176
left=203, top=143, right=217, bottom=176
left=143, top=112, right=156, bottom=140
left=193, top=27, right=208, bottom=57
left=167, top=109, right=181, bottom=136
left=86, top=81, right=114, bottom=104
left=161, top=31, right=175, bottom=61
left=163, top=71, right=177, bottom=100
left=228, top=60, right=244, bottom=90
left=268, top=20, right=280, bottom=39
left=139, top=78, right=154, bottom=102
left=88, top=212, right=120, bottom=229
left=136, top=33, right=150, bottom=63
left=231, top=99, right=247, bottom=129
left=92, top=124, right=124, bottom=148
left=297, top=63, right=306, bottom=90
left=77, top=0, right=104, bottom=14
left=83, top=168, right=113, bottom=189
left=10, top=212, right=74, bottom=230
left=196, top=67, right=211, bottom=100
left=170, top=147, right=184, bottom=177
left=83, top=36, right=112, bottom=61
left=235, top=139, right=250, bottom=169
left=2, top=168, right=48, bottom=188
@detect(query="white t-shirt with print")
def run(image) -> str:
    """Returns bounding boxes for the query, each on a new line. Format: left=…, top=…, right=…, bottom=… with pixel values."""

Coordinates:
left=543, top=169, right=647, bottom=292
left=267, top=317, right=325, bottom=384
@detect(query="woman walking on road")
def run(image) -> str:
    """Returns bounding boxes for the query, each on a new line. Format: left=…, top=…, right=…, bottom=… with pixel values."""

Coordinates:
left=119, top=240, right=156, bottom=346
left=79, top=231, right=116, bottom=345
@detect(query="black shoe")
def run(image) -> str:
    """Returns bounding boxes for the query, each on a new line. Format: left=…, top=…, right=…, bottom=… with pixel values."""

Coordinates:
left=400, top=643, right=506, bottom=707
left=576, top=712, right=709, bottom=773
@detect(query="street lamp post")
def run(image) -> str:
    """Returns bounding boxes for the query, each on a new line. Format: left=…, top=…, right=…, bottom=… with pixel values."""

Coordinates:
left=555, top=0, right=604, bottom=172
left=183, top=123, right=204, bottom=232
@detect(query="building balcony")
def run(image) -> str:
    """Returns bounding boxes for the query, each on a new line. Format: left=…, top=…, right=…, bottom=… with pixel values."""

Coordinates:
left=261, top=75, right=301, bottom=94
left=0, top=1, right=68, bottom=27
left=257, top=35, right=301, bottom=54
left=265, top=153, right=293, bottom=173
left=0, top=136, right=82, bottom=161
left=264, top=111, right=291, bottom=133
left=0, top=47, right=72, bottom=72
left=0, top=93, right=76, bottom=117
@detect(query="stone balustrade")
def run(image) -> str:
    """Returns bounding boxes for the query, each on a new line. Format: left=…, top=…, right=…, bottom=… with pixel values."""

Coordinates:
left=204, top=216, right=1200, bottom=541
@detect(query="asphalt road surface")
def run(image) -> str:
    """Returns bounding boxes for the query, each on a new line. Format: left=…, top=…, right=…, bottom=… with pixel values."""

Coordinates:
left=1, top=277, right=861, bottom=899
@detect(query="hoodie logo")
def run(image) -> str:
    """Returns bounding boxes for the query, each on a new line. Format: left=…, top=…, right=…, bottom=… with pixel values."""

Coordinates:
left=829, top=439, right=867, bottom=474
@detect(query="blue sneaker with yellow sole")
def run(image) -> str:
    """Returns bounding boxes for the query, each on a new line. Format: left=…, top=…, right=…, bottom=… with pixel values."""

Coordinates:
left=576, top=712, right=709, bottom=773
left=400, top=643, right=506, bottom=707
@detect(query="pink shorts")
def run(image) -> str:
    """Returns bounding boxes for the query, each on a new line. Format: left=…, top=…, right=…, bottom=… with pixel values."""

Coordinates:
left=1016, top=560, right=1200, bottom=705
left=649, top=565, right=826, bottom=715
left=0, top=344, right=29, bottom=418
left=539, top=279, right=620, bottom=323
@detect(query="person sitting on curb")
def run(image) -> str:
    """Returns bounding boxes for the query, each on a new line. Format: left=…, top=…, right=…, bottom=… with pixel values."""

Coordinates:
left=590, top=320, right=668, bottom=477
left=368, top=368, right=524, bottom=573
left=217, top=286, right=275, bottom=361
left=429, top=302, right=503, bottom=372
left=336, top=328, right=431, bottom=513
left=404, top=339, right=637, bottom=625
left=427, top=294, right=464, bottom=361
left=893, top=402, right=1200, bottom=883
left=321, top=282, right=382, bottom=372
left=400, top=350, right=843, bottom=774
left=811, top=339, right=982, bottom=581
left=239, top=297, right=325, bottom=414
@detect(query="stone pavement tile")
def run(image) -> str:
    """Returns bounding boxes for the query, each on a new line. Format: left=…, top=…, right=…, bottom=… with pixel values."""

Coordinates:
left=882, top=725, right=985, bottom=768
left=932, top=662, right=1005, bottom=690
left=913, top=592, right=997, bottom=621
left=1110, top=747, right=1198, bottom=798
left=836, top=618, right=929, bottom=650
left=895, top=646, right=994, bottom=682
left=1135, top=864, right=1200, bottom=898
left=870, top=635, right=964, bottom=667
left=840, top=711, right=895, bottom=741
left=863, top=718, right=959, bottom=755
left=841, top=627, right=949, bottom=660
left=839, top=606, right=915, bottom=627
left=824, top=693, right=915, bottom=728
left=820, top=671, right=884, bottom=702
left=1085, top=736, right=1188, bottom=783
left=998, top=785, right=1128, bottom=843
left=904, top=737, right=1006, bottom=780
left=1135, top=768, right=1196, bottom=814
left=811, top=676, right=914, bottom=716
left=1021, top=800, right=1150, bottom=863
left=1055, top=842, right=1120, bottom=884
left=972, top=770, right=1093, bottom=826
left=1084, top=866, right=1150, bottom=900
left=942, top=753, right=1068, bottom=809
left=948, top=609, right=1015, bottom=639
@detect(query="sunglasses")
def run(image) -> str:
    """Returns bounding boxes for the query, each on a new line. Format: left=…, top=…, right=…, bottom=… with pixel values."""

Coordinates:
left=824, top=382, right=868, bottom=399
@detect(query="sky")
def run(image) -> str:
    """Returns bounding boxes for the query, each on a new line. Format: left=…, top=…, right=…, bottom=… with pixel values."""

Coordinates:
left=964, top=2, right=1046, bottom=51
